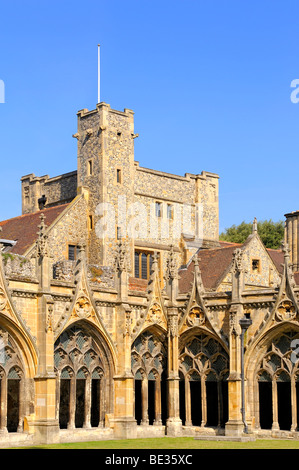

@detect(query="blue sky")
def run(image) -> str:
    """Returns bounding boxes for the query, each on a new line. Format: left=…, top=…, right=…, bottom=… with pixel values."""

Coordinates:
left=0, top=0, right=298, bottom=233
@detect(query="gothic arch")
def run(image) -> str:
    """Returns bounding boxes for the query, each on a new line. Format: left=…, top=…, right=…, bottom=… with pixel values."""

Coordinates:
left=247, top=324, right=299, bottom=432
left=0, top=323, right=32, bottom=433
left=54, top=318, right=117, bottom=374
left=131, top=326, right=167, bottom=426
left=178, top=329, right=229, bottom=428
left=54, top=320, right=115, bottom=429
left=247, top=323, right=299, bottom=383
left=0, top=315, right=37, bottom=379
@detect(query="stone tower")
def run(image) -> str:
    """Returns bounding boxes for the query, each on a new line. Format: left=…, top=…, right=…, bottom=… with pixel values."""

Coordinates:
left=75, top=103, right=136, bottom=266
left=285, top=210, right=299, bottom=271
left=20, top=102, right=220, bottom=274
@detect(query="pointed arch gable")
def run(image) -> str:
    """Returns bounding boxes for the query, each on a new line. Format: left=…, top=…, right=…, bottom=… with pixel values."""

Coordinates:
left=179, top=258, right=219, bottom=339
left=0, top=314, right=38, bottom=378
left=53, top=252, right=117, bottom=370
left=132, top=253, right=168, bottom=339
left=247, top=324, right=299, bottom=384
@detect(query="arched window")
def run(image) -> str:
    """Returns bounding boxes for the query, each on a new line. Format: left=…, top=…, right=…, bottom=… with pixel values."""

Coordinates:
left=179, top=334, right=229, bottom=428
left=131, top=331, right=167, bottom=425
left=0, top=328, right=25, bottom=433
left=256, top=329, right=299, bottom=431
left=54, top=324, right=110, bottom=429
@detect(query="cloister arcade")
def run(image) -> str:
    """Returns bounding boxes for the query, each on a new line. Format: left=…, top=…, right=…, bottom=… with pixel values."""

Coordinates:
left=2, top=322, right=299, bottom=435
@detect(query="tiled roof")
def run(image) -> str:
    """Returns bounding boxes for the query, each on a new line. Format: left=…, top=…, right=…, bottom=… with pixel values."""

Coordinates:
left=179, top=242, right=285, bottom=294
left=266, top=248, right=284, bottom=274
left=179, top=245, right=237, bottom=292
left=0, top=204, right=69, bottom=255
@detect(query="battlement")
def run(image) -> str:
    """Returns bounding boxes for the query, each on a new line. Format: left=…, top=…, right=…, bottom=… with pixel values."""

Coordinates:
left=21, top=171, right=77, bottom=214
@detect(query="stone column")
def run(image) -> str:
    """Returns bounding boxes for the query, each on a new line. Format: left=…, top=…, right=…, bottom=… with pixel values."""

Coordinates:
left=201, top=375, right=207, bottom=427
left=113, top=247, right=137, bottom=439
left=166, top=309, right=182, bottom=436
left=0, top=374, right=7, bottom=432
left=272, top=379, right=279, bottom=431
left=154, top=376, right=162, bottom=425
left=17, top=376, right=25, bottom=432
left=291, top=377, right=297, bottom=432
left=287, top=218, right=293, bottom=265
left=225, top=248, right=247, bottom=437
left=31, top=215, right=59, bottom=444
left=225, top=306, right=243, bottom=436
left=68, top=374, right=76, bottom=429
left=141, top=376, right=149, bottom=425
left=165, top=249, right=182, bottom=436
left=293, top=218, right=298, bottom=270
left=84, top=375, right=91, bottom=429
left=99, top=376, right=105, bottom=427
left=55, top=374, right=60, bottom=422
left=254, top=379, right=261, bottom=430
left=185, top=375, right=192, bottom=426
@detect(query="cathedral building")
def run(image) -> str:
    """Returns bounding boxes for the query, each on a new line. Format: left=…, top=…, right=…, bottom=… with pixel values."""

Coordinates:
left=0, top=101, right=298, bottom=446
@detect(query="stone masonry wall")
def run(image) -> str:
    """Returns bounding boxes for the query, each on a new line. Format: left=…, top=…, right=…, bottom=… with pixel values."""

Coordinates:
left=21, top=172, right=77, bottom=214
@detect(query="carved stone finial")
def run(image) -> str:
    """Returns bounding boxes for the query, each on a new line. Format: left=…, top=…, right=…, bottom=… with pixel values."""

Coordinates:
left=252, top=217, right=258, bottom=233
left=77, top=243, right=86, bottom=261
left=282, top=241, right=291, bottom=260
left=114, top=239, right=127, bottom=272
left=36, top=213, right=49, bottom=258
left=232, top=248, right=245, bottom=274
left=165, top=245, right=178, bottom=280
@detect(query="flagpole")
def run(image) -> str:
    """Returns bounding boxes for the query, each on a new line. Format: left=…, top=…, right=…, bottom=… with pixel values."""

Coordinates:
left=98, top=44, right=101, bottom=103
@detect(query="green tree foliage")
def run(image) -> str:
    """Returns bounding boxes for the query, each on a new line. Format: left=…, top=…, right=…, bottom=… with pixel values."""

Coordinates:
left=219, top=220, right=285, bottom=249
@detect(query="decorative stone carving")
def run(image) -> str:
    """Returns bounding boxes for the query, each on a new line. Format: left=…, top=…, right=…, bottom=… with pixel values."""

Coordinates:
left=0, top=287, right=7, bottom=311
left=148, top=303, right=163, bottom=325
left=229, top=306, right=239, bottom=335
left=123, top=306, right=132, bottom=337
left=276, top=299, right=296, bottom=322
left=186, top=304, right=205, bottom=327
left=232, top=248, right=245, bottom=273
left=114, top=240, right=128, bottom=272
left=131, top=331, right=166, bottom=378
left=35, top=214, right=49, bottom=258
left=165, top=245, right=178, bottom=281
left=168, top=314, right=178, bottom=338
left=45, top=304, right=54, bottom=333
left=74, top=295, right=93, bottom=319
